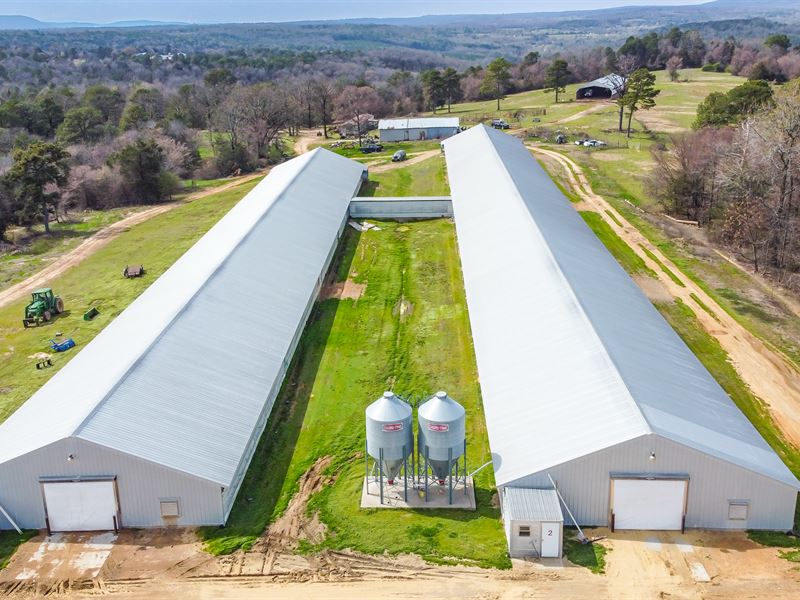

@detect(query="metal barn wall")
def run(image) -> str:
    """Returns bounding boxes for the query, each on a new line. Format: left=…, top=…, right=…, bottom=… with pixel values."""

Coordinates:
left=378, top=127, right=458, bottom=142
left=349, top=197, right=453, bottom=218
left=0, top=438, right=223, bottom=529
left=220, top=212, right=350, bottom=518
left=504, top=434, right=798, bottom=530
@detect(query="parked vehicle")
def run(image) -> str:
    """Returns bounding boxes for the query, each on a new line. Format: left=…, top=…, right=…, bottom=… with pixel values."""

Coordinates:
left=360, top=143, right=384, bottom=153
left=555, top=134, right=567, bottom=144
left=392, top=150, right=407, bottom=162
left=22, top=288, right=64, bottom=328
left=491, top=119, right=510, bottom=129
left=582, top=139, right=607, bottom=147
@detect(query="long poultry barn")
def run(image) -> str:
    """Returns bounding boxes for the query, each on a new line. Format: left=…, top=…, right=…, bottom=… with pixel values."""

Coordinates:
left=442, top=126, right=799, bottom=556
left=0, top=149, right=365, bottom=532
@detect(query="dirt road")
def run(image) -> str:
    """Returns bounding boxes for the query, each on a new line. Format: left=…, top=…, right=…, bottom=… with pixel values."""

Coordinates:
left=0, top=174, right=262, bottom=311
left=5, top=528, right=800, bottom=599
left=554, top=101, right=613, bottom=124
left=369, top=149, right=441, bottom=173
left=532, top=145, right=800, bottom=447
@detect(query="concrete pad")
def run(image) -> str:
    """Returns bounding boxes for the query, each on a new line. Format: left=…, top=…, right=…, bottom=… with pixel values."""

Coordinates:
left=645, top=537, right=662, bottom=552
left=360, top=476, right=475, bottom=510
left=675, top=538, right=694, bottom=554
left=690, top=561, right=711, bottom=582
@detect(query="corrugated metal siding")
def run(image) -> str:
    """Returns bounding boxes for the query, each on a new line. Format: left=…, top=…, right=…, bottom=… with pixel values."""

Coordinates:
left=379, top=127, right=459, bottom=142
left=0, top=439, right=222, bottom=529
left=503, top=488, right=563, bottom=522
left=442, top=125, right=799, bottom=492
left=72, top=150, right=365, bottom=489
left=505, top=434, right=798, bottom=530
left=378, top=118, right=459, bottom=130
left=349, top=197, right=452, bottom=218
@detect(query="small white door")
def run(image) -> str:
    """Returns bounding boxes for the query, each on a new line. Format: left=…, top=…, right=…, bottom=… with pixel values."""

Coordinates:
left=42, top=481, right=118, bottom=532
left=613, top=478, right=686, bottom=530
left=540, top=522, right=561, bottom=557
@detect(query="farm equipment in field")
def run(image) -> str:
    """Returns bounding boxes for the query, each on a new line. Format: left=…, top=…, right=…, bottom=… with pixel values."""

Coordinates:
left=123, top=264, right=145, bottom=279
left=22, top=288, right=64, bottom=328
left=49, top=338, right=75, bottom=352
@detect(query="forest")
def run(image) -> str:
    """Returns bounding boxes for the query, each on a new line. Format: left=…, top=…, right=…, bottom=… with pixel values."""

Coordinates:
left=0, top=18, right=799, bottom=286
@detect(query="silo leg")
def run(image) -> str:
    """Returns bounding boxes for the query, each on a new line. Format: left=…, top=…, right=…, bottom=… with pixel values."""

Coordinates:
left=379, top=448, right=384, bottom=505
left=403, top=446, right=408, bottom=502
left=448, top=447, right=453, bottom=505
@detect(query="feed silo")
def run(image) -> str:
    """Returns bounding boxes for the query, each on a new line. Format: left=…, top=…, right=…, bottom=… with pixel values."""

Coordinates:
left=417, top=391, right=467, bottom=504
left=365, top=391, right=413, bottom=503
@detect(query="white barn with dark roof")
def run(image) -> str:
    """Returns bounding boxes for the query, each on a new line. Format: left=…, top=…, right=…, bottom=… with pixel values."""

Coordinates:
left=0, top=149, right=365, bottom=532
left=442, top=126, right=798, bottom=554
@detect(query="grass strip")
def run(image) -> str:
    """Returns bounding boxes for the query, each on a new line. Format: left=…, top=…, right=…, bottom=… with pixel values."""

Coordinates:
left=640, top=245, right=686, bottom=287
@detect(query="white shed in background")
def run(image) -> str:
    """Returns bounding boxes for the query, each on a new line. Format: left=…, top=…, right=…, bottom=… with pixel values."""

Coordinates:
left=503, top=487, right=564, bottom=558
left=378, top=117, right=460, bottom=142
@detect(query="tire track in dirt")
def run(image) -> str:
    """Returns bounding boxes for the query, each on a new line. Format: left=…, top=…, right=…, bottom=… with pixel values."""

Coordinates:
left=531, top=145, right=800, bottom=449
left=0, top=173, right=263, bottom=310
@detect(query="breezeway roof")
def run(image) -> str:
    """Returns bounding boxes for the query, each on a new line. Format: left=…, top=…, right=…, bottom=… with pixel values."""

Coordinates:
left=378, top=117, right=459, bottom=130
left=0, top=148, right=366, bottom=487
left=442, top=125, right=800, bottom=490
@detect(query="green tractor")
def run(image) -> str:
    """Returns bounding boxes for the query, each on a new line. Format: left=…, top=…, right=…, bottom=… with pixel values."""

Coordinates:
left=22, top=288, right=64, bottom=328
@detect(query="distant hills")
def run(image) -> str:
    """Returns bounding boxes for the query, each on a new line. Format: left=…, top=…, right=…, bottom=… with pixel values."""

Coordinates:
left=0, top=0, right=798, bottom=32
left=0, top=15, right=184, bottom=30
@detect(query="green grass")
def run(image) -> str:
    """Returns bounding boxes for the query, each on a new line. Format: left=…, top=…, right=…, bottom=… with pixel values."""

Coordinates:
left=1, top=207, right=144, bottom=289
left=0, top=178, right=260, bottom=421
left=689, top=292, right=720, bottom=322
left=319, top=140, right=441, bottom=161
left=564, top=534, right=607, bottom=574
left=0, top=530, right=37, bottom=571
left=579, top=212, right=656, bottom=278
left=359, top=157, right=450, bottom=197
left=656, top=299, right=800, bottom=479
left=200, top=220, right=509, bottom=569
left=640, top=245, right=686, bottom=287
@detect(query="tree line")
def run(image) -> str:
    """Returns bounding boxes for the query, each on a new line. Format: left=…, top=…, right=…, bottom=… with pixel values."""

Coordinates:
left=652, top=79, right=800, bottom=286
left=1, top=25, right=798, bottom=243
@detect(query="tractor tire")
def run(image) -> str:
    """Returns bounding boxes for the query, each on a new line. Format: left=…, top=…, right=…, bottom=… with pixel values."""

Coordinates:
left=43, top=311, right=51, bottom=322
left=55, top=298, right=64, bottom=314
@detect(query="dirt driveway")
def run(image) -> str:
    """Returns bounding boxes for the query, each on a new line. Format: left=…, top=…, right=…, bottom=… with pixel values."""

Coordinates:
left=531, top=145, right=800, bottom=449
left=3, top=528, right=800, bottom=599
left=0, top=174, right=263, bottom=311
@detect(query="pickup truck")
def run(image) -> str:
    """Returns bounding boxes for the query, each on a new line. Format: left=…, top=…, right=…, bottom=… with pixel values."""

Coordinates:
left=491, top=119, right=510, bottom=129
left=360, top=143, right=384, bottom=153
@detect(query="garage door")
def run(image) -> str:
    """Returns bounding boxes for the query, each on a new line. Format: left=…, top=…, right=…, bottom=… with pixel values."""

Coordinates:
left=42, top=481, right=118, bottom=532
left=612, top=478, right=686, bottom=530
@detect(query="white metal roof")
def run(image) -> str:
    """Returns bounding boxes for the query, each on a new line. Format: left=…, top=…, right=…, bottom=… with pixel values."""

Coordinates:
left=577, top=73, right=626, bottom=92
left=442, top=125, right=800, bottom=490
left=0, top=148, right=366, bottom=486
left=503, top=488, right=563, bottom=523
left=378, top=117, right=459, bottom=130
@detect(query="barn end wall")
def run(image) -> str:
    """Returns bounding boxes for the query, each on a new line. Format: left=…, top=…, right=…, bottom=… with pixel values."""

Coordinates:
left=0, top=438, right=223, bottom=529
left=503, top=434, right=798, bottom=530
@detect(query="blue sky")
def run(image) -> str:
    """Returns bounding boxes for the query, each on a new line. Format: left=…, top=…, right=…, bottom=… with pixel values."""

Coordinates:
left=0, top=1, right=709, bottom=24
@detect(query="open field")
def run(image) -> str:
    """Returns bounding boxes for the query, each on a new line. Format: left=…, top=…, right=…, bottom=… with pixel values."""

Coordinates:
left=0, top=177, right=259, bottom=422
left=200, top=219, right=507, bottom=568
left=359, top=155, right=449, bottom=197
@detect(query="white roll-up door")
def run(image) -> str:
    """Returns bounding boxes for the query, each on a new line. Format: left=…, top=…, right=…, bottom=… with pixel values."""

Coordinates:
left=42, top=480, right=118, bottom=532
left=612, top=478, right=686, bottom=530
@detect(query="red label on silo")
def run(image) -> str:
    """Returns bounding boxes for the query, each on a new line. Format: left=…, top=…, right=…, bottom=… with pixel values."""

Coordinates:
left=383, top=422, right=403, bottom=432
left=428, top=423, right=449, bottom=432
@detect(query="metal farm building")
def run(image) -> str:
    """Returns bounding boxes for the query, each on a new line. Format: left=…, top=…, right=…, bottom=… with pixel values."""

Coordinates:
left=378, top=117, right=460, bottom=142
left=575, top=74, right=625, bottom=100
left=442, top=126, right=799, bottom=557
left=0, top=149, right=365, bottom=532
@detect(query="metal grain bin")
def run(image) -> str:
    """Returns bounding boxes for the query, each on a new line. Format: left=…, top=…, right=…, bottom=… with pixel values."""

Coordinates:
left=365, top=392, right=413, bottom=483
left=418, top=391, right=466, bottom=481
